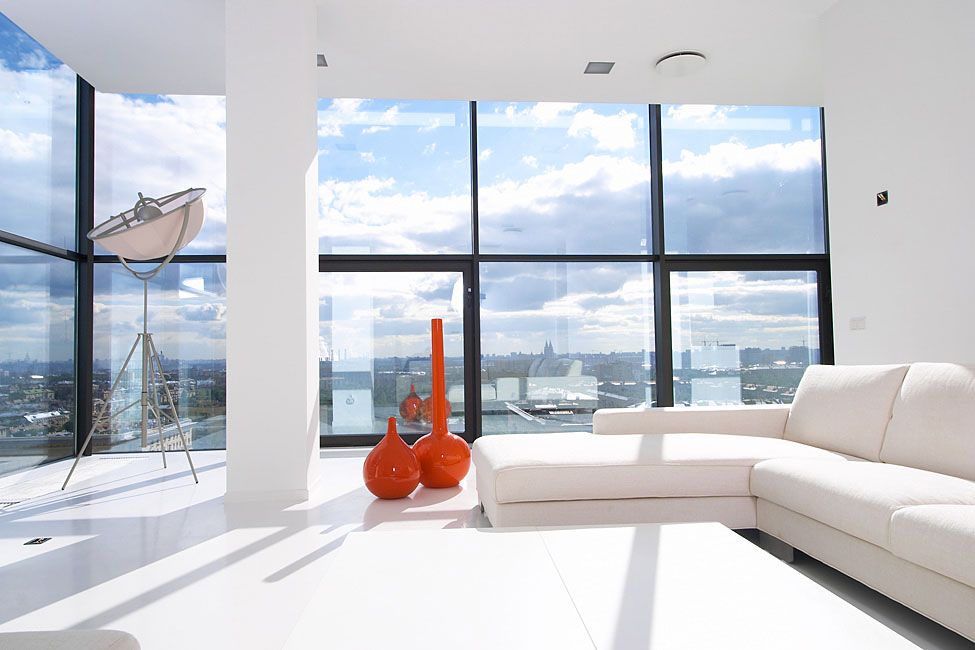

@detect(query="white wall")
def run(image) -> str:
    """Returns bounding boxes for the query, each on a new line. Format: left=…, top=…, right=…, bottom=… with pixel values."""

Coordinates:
left=823, top=0, right=975, bottom=364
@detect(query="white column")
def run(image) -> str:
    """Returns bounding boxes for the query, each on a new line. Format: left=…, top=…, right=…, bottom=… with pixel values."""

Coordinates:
left=225, top=0, right=319, bottom=500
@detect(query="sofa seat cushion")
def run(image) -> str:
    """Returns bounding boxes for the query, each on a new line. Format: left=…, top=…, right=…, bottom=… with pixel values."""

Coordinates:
left=889, top=505, right=975, bottom=589
left=473, top=432, right=851, bottom=505
left=783, top=363, right=909, bottom=460
left=752, top=459, right=975, bottom=549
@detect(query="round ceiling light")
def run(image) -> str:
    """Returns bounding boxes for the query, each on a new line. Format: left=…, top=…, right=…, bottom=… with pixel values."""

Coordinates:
left=655, top=51, right=707, bottom=77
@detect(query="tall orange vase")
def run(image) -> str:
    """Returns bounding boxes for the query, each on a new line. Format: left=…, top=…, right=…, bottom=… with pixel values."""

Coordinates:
left=412, top=318, right=471, bottom=488
left=363, top=417, right=421, bottom=499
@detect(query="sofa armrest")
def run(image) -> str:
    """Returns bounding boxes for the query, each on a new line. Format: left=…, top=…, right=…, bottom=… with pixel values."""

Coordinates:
left=592, top=404, right=790, bottom=438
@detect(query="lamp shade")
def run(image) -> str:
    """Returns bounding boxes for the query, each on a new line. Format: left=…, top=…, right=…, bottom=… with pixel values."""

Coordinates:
left=89, top=188, right=206, bottom=260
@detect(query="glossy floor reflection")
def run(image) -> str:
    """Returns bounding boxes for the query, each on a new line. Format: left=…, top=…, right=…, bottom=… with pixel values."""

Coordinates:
left=0, top=449, right=485, bottom=650
left=0, top=450, right=970, bottom=650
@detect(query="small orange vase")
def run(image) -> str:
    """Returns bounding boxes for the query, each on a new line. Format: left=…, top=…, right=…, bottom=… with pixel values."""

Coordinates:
left=412, top=318, right=471, bottom=488
left=399, top=383, right=423, bottom=422
left=363, top=417, right=421, bottom=499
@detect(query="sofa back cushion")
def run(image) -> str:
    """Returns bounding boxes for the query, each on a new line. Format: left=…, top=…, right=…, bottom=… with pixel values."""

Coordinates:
left=783, top=364, right=909, bottom=460
left=881, top=363, right=975, bottom=480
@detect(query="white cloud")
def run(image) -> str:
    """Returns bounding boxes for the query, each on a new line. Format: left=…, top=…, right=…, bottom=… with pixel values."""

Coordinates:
left=362, top=125, right=390, bottom=135
left=93, top=92, right=227, bottom=253
left=664, top=138, right=821, bottom=180
left=0, top=128, right=51, bottom=161
left=318, top=98, right=366, bottom=137
left=479, top=154, right=649, bottom=218
left=520, top=155, right=538, bottom=168
left=479, top=148, right=493, bottom=161
left=529, top=102, right=579, bottom=124
left=482, top=102, right=580, bottom=129
left=360, top=151, right=376, bottom=163
left=417, top=116, right=445, bottom=132
left=667, top=104, right=736, bottom=125
left=318, top=176, right=469, bottom=254
left=332, top=98, right=365, bottom=112
left=16, top=50, right=48, bottom=70
left=423, top=142, right=437, bottom=155
left=567, top=109, right=638, bottom=150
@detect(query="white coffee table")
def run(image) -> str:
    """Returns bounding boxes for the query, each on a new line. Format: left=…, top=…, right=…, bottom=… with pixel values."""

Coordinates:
left=286, top=522, right=920, bottom=649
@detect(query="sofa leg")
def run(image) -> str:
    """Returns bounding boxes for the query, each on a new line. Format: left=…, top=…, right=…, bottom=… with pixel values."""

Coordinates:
left=758, top=531, right=795, bottom=563
left=479, top=502, right=485, bottom=514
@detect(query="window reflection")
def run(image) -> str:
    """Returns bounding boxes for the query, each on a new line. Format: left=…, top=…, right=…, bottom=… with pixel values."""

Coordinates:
left=479, top=262, right=654, bottom=433
left=670, top=270, right=819, bottom=406
left=0, top=12, right=76, bottom=249
left=317, top=99, right=472, bottom=255
left=662, top=105, right=824, bottom=254
left=320, top=271, right=465, bottom=435
left=93, top=263, right=226, bottom=452
left=0, top=243, right=75, bottom=475
left=476, top=102, right=652, bottom=255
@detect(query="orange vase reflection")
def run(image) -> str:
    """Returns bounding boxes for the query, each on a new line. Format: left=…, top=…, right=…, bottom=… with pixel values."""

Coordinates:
left=419, top=395, right=451, bottom=424
left=399, top=383, right=423, bottom=422
left=363, top=417, right=421, bottom=499
left=412, top=318, right=471, bottom=488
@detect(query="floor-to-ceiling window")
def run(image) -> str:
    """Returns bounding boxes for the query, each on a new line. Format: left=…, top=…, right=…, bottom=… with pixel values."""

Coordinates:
left=318, top=100, right=830, bottom=443
left=317, top=99, right=473, bottom=444
left=661, top=105, right=828, bottom=406
left=0, top=12, right=78, bottom=475
left=91, top=92, right=227, bottom=452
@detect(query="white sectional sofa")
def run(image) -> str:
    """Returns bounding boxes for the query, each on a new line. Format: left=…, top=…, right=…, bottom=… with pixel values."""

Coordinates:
left=472, top=362, right=975, bottom=641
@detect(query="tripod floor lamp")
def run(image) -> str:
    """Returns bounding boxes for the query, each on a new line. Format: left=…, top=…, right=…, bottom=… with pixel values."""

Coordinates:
left=63, top=188, right=207, bottom=490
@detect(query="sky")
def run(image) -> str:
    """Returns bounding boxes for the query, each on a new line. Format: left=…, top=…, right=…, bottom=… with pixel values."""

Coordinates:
left=0, top=11, right=824, bottom=366
left=318, top=99, right=823, bottom=356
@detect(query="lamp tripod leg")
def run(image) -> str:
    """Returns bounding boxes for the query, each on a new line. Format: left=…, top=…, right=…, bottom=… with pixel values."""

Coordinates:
left=147, top=353, right=167, bottom=468
left=62, top=334, right=142, bottom=490
left=147, top=334, right=198, bottom=484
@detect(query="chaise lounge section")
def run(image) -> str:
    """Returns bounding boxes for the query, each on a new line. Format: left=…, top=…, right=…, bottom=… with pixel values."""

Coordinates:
left=472, top=362, right=975, bottom=640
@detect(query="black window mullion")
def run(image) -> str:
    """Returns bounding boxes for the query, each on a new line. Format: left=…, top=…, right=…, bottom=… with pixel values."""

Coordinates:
left=649, top=104, right=674, bottom=407
left=818, top=107, right=835, bottom=365
left=74, top=77, right=95, bottom=456
left=468, top=100, right=483, bottom=440
left=816, top=260, right=835, bottom=365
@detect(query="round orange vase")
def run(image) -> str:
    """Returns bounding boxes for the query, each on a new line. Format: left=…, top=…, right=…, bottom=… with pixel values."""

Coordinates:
left=412, top=318, right=471, bottom=488
left=363, top=417, right=421, bottom=499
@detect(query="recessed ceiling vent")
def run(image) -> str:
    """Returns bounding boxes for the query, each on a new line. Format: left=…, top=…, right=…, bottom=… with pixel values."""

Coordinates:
left=584, top=61, right=615, bottom=74
left=655, top=51, right=707, bottom=77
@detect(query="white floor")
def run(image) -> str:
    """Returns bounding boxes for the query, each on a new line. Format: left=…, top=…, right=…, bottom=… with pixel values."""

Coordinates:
left=0, top=450, right=970, bottom=650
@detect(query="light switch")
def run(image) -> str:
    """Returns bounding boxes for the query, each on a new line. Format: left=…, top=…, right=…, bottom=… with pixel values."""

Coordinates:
left=849, top=316, right=867, bottom=331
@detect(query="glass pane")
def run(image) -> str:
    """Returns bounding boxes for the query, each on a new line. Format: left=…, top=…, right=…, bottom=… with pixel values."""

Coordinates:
left=93, top=263, right=226, bottom=452
left=662, top=105, right=824, bottom=254
left=479, top=262, right=654, bottom=434
left=318, top=99, right=472, bottom=254
left=671, top=270, right=819, bottom=406
left=94, top=93, right=227, bottom=254
left=0, top=12, right=76, bottom=249
left=0, top=242, right=75, bottom=475
left=476, top=102, right=651, bottom=254
left=320, top=271, right=465, bottom=436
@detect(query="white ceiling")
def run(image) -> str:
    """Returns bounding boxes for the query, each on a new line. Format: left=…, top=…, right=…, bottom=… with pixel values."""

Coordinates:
left=0, top=0, right=839, bottom=105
